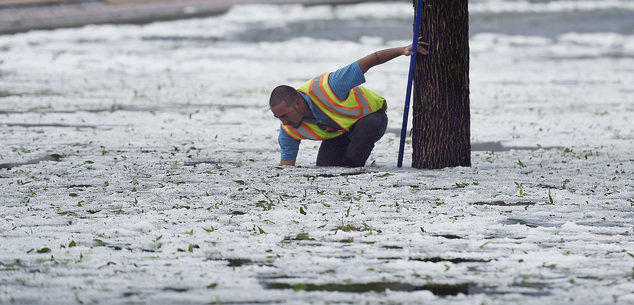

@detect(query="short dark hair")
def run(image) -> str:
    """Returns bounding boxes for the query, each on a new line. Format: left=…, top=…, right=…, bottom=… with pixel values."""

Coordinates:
left=269, top=85, right=299, bottom=108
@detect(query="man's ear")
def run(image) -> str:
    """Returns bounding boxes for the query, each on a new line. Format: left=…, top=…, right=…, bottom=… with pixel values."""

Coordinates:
left=293, top=95, right=302, bottom=108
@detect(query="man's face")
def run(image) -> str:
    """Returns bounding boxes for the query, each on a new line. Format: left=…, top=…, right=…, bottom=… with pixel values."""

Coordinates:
left=271, top=98, right=302, bottom=128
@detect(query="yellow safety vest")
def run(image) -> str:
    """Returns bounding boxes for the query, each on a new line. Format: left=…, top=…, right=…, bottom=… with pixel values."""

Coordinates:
left=282, top=72, right=386, bottom=140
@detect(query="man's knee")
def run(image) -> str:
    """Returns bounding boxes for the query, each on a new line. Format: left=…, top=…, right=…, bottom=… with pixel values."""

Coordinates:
left=316, top=135, right=349, bottom=166
left=346, top=155, right=368, bottom=167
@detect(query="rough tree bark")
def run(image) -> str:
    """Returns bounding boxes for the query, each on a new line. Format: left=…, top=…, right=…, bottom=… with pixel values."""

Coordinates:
left=411, top=0, right=470, bottom=169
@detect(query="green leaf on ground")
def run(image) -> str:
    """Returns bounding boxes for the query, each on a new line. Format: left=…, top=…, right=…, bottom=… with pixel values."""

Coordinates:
left=548, top=190, right=554, bottom=205
left=94, top=239, right=108, bottom=247
left=37, top=247, right=51, bottom=253
left=292, top=283, right=306, bottom=291
left=50, top=153, right=66, bottom=161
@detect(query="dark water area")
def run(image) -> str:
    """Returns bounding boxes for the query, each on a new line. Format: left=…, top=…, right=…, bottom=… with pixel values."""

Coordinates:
left=230, top=8, right=634, bottom=43
left=471, top=9, right=634, bottom=37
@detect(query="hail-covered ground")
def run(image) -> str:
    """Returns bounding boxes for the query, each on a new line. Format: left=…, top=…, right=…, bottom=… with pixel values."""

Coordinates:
left=1, top=1, right=633, bottom=304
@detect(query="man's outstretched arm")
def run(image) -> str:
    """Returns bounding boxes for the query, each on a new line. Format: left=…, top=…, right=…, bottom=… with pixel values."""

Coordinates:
left=357, top=38, right=429, bottom=73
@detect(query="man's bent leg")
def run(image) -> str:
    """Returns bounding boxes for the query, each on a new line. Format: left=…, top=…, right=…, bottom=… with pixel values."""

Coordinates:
left=345, top=110, right=388, bottom=167
left=316, top=134, right=350, bottom=166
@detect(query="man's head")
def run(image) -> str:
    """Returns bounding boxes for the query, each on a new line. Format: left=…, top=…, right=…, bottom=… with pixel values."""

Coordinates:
left=269, top=85, right=304, bottom=128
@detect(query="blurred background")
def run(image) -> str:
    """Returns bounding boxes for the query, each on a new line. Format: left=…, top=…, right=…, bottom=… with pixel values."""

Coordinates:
left=0, top=0, right=400, bottom=35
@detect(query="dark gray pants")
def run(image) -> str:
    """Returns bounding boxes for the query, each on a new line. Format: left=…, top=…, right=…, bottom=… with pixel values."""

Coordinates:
left=316, top=110, right=388, bottom=167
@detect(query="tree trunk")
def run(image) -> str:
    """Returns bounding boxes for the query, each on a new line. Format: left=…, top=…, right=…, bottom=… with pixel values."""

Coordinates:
left=411, top=0, right=470, bottom=169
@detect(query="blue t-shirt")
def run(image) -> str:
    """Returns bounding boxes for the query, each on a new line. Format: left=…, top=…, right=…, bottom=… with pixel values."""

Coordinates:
left=278, top=62, right=366, bottom=161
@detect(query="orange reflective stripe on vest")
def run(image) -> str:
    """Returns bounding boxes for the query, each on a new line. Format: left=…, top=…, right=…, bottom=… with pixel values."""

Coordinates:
left=282, top=122, right=344, bottom=141
left=307, top=73, right=373, bottom=120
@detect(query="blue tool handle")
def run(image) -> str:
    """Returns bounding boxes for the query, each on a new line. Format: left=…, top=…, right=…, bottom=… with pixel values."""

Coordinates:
left=397, top=0, right=424, bottom=168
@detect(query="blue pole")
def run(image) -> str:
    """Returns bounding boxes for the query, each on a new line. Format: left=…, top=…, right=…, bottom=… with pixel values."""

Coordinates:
left=397, top=0, right=424, bottom=168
